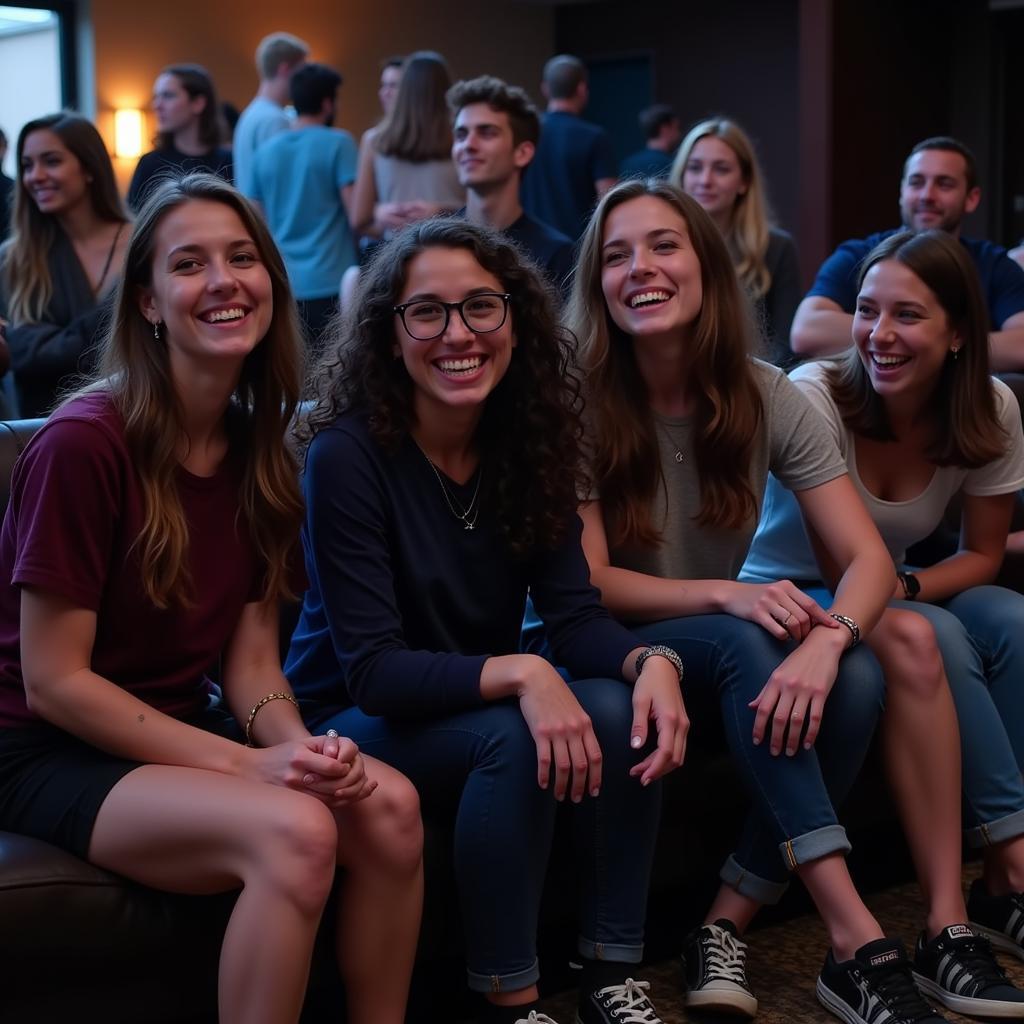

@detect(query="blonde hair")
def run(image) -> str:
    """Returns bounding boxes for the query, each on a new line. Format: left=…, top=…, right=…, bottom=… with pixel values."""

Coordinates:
left=569, top=179, right=763, bottom=545
left=84, top=173, right=304, bottom=608
left=670, top=118, right=773, bottom=299
left=1, top=113, right=128, bottom=324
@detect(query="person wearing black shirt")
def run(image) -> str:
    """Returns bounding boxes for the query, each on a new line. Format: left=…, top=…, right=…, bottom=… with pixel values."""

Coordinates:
left=288, top=218, right=686, bottom=1024
left=448, top=75, right=575, bottom=298
left=128, top=64, right=233, bottom=210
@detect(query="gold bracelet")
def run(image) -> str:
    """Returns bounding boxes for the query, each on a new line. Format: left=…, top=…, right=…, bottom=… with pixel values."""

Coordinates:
left=244, top=692, right=299, bottom=747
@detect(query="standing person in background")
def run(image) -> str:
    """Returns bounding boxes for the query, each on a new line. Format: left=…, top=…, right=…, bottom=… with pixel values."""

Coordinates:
left=521, top=54, right=616, bottom=240
left=233, top=32, right=309, bottom=197
left=342, top=51, right=463, bottom=311
left=128, top=64, right=233, bottom=211
left=376, top=56, right=404, bottom=121
left=448, top=75, right=575, bottom=295
left=0, top=128, right=13, bottom=243
left=620, top=105, right=681, bottom=180
left=0, top=113, right=130, bottom=418
left=350, top=51, right=463, bottom=241
left=250, top=63, right=357, bottom=351
left=671, top=117, right=800, bottom=368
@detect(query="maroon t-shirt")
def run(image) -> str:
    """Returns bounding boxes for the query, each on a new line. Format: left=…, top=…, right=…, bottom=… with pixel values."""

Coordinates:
left=0, top=392, right=262, bottom=727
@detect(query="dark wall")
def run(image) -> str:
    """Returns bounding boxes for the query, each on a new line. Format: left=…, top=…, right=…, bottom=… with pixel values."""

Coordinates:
left=555, top=0, right=801, bottom=235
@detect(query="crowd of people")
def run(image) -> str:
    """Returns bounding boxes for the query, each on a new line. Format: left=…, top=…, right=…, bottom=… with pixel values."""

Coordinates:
left=1, top=29, right=1024, bottom=1024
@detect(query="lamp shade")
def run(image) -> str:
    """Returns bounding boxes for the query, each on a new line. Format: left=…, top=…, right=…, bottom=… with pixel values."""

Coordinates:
left=114, top=109, right=144, bottom=159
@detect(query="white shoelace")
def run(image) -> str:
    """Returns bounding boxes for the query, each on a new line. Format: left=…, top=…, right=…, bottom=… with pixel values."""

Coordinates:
left=515, top=1013, right=560, bottom=1024
left=592, top=978, right=663, bottom=1023
left=704, top=924, right=750, bottom=983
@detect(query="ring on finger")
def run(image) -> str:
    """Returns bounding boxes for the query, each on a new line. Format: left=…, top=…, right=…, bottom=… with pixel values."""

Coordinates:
left=791, top=710, right=802, bottom=720
left=326, top=728, right=339, bottom=738
left=782, top=611, right=793, bottom=626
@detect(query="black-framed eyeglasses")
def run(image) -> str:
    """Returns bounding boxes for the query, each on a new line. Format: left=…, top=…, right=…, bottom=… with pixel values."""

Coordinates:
left=393, top=292, right=511, bottom=341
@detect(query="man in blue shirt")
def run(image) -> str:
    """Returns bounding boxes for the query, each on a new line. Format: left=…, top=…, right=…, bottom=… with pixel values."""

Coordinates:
left=448, top=75, right=575, bottom=297
left=619, top=105, right=681, bottom=180
left=250, top=63, right=357, bottom=349
left=791, top=136, right=1024, bottom=371
left=521, top=55, right=617, bottom=240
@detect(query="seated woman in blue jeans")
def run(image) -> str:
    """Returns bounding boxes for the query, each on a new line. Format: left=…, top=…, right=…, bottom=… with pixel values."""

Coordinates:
left=285, top=218, right=688, bottom=1024
left=741, top=229, right=1024, bottom=1009
left=571, top=179, right=1024, bottom=1024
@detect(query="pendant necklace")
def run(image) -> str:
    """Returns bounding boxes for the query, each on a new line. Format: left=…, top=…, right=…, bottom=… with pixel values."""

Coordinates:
left=418, top=446, right=483, bottom=530
left=656, top=421, right=685, bottom=464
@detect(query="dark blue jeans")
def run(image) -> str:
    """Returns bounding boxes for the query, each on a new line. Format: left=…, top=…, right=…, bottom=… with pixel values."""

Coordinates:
left=309, top=677, right=660, bottom=994
left=633, top=615, right=886, bottom=901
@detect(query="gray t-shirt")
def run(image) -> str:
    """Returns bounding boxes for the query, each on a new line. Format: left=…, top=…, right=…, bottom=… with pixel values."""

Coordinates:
left=741, top=361, right=1024, bottom=582
left=597, top=360, right=846, bottom=581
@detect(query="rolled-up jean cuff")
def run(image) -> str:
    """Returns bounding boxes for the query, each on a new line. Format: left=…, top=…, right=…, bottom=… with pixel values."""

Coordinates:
left=966, top=809, right=1024, bottom=849
left=779, top=823, right=851, bottom=870
left=466, top=958, right=540, bottom=994
left=577, top=937, right=644, bottom=964
left=720, top=853, right=789, bottom=905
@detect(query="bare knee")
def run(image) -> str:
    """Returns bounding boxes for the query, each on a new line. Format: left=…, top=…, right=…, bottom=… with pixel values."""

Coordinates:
left=873, top=609, right=946, bottom=700
left=339, top=767, right=423, bottom=876
left=251, top=796, right=338, bottom=914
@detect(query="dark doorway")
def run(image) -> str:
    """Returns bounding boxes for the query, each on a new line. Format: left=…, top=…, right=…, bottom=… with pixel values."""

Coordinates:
left=582, top=53, right=654, bottom=171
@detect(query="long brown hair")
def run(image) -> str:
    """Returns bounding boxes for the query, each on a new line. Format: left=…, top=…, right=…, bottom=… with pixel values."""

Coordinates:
left=1, top=113, right=128, bottom=324
left=301, top=217, right=584, bottom=555
left=827, top=229, right=1006, bottom=467
left=570, top=178, right=763, bottom=546
left=374, top=51, right=453, bottom=162
left=156, top=64, right=222, bottom=151
left=91, top=172, right=303, bottom=607
left=670, top=118, right=774, bottom=299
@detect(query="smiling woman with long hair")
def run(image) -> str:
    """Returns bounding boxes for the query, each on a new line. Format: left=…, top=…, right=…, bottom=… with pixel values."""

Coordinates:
left=742, top=230, right=1024, bottom=1013
left=670, top=118, right=800, bottom=367
left=289, top=216, right=687, bottom=1024
left=0, top=112, right=130, bottom=417
left=0, top=173, right=422, bottom=1024
left=568, top=178, right=1019, bottom=1023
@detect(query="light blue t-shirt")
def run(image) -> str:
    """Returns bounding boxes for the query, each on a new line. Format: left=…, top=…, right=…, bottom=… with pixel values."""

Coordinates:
left=233, top=97, right=291, bottom=197
left=740, top=361, right=1024, bottom=584
left=250, top=125, right=358, bottom=300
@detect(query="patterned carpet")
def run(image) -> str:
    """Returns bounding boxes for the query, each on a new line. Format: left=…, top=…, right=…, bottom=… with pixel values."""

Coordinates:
left=534, top=864, right=1023, bottom=1024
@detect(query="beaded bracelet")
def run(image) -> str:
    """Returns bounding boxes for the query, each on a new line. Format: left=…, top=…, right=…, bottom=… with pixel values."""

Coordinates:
left=829, top=612, right=861, bottom=648
left=244, top=692, right=299, bottom=747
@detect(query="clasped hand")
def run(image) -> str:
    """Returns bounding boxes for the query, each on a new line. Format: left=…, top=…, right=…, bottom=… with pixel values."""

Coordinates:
left=247, top=733, right=377, bottom=808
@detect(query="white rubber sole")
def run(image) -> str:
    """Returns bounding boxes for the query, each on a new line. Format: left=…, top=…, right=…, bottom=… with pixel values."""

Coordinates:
left=969, top=922, right=1024, bottom=962
left=913, top=971, right=1024, bottom=1019
left=685, top=986, right=758, bottom=1017
left=816, top=976, right=870, bottom=1024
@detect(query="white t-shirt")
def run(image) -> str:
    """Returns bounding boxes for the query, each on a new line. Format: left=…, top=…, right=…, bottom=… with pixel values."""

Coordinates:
left=741, top=361, right=1024, bottom=583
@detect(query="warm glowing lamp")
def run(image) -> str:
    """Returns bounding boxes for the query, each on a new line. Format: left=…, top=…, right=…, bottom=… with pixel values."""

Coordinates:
left=114, top=109, right=144, bottom=159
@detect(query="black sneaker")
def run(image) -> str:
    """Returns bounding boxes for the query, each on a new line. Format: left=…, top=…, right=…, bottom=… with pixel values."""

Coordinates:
left=816, top=937, right=945, bottom=1024
left=968, top=878, right=1024, bottom=961
left=681, top=919, right=757, bottom=1017
left=576, top=978, right=664, bottom=1024
left=914, top=924, right=1024, bottom=1018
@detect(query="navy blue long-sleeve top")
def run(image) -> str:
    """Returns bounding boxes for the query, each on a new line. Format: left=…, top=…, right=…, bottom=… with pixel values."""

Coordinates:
left=285, top=412, right=642, bottom=718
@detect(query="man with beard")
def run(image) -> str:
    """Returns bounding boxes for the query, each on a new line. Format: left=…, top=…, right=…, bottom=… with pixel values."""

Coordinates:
left=250, top=62, right=357, bottom=347
left=791, top=136, right=1024, bottom=370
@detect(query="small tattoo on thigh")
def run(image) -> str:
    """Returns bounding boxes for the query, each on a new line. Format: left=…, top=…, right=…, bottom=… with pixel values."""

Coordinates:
left=137, top=714, right=145, bottom=723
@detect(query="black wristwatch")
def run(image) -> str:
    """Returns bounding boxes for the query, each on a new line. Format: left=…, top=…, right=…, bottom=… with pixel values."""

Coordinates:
left=897, top=571, right=921, bottom=601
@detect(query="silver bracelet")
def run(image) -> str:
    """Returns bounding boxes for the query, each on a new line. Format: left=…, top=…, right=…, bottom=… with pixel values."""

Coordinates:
left=634, top=644, right=684, bottom=683
left=829, top=612, right=861, bottom=648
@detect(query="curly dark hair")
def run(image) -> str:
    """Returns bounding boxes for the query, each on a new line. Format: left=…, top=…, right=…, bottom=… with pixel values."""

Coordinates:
left=301, top=218, right=584, bottom=555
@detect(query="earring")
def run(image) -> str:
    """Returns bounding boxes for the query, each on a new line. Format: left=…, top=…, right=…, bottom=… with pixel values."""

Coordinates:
left=950, top=346, right=960, bottom=360
left=153, top=321, right=163, bottom=341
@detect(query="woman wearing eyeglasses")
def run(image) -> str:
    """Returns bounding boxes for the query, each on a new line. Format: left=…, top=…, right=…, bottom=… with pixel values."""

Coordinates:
left=287, top=218, right=688, bottom=1024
